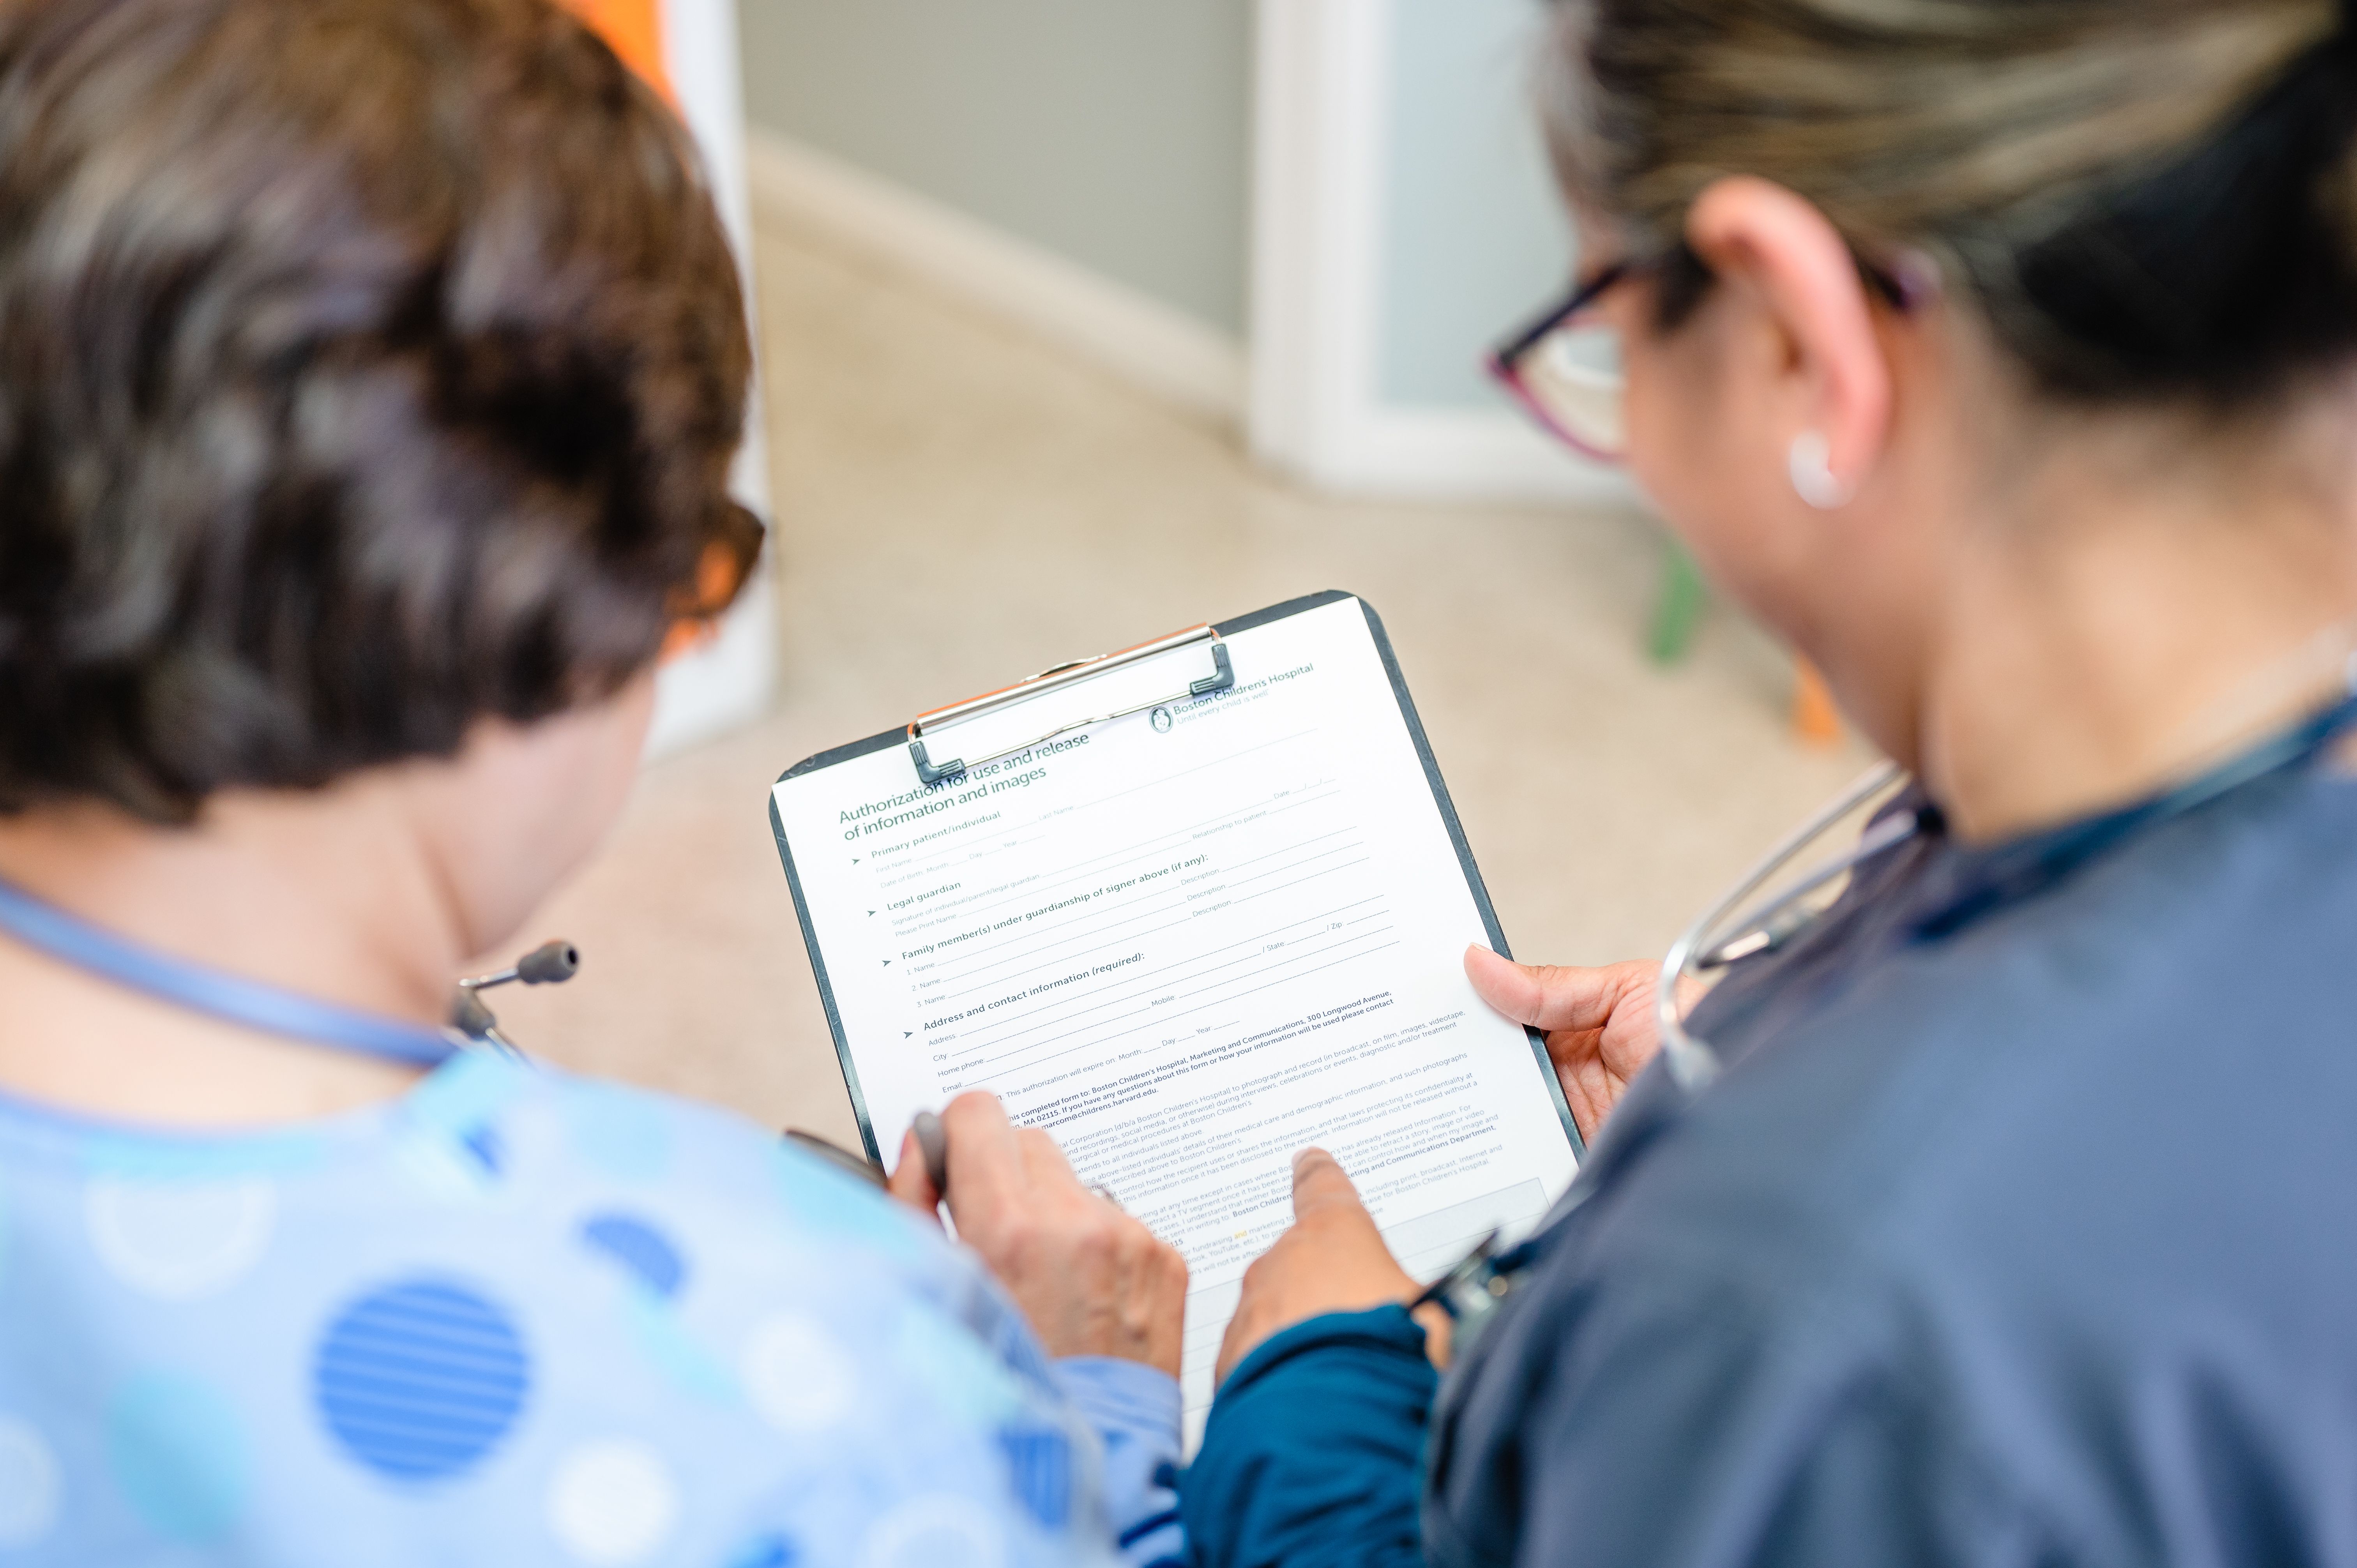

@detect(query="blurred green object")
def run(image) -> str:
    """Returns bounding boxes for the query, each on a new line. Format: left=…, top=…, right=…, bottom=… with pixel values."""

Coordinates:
left=1649, top=535, right=1707, bottom=664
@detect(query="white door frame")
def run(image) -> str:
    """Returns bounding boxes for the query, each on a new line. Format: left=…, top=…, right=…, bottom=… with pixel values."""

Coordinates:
left=1248, top=0, right=1626, bottom=505
left=646, top=0, right=777, bottom=756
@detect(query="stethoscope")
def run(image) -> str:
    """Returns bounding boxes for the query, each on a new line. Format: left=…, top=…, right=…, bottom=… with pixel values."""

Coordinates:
left=0, top=875, right=578, bottom=1068
left=1651, top=759, right=1919, bottom=1093
left=0, top=871, right=904, bottom=1187
left=1416, top=679, right=2357, bottom=1351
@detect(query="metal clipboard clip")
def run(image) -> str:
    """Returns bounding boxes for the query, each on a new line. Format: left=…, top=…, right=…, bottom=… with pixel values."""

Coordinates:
left=906, top=624, right=1236, bottom=786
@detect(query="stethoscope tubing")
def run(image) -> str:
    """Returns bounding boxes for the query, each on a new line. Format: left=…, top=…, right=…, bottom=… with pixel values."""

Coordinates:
left=1655, top=760, right=1909, bottom=1091
left=0, top=875, right=456, bottom=1067
left=1652, top=683, right=2357, bottom=1097
left=1445, top=685, right=2357, bottom=1386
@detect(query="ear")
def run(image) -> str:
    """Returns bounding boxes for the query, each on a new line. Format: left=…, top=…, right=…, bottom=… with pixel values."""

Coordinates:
left=1684, top=177, right=1894, bottom=502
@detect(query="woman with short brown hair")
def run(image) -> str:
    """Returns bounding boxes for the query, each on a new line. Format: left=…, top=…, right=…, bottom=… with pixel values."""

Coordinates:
left=0, top=0, right=1184, bottom=1560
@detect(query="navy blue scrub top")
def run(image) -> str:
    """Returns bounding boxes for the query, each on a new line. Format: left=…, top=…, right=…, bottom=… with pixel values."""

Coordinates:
left=1183, top=739, right=2357, bottom=1567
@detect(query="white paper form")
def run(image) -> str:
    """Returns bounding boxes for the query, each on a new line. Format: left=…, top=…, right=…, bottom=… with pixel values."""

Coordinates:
left=770, top=595, right=1578, bottom=1426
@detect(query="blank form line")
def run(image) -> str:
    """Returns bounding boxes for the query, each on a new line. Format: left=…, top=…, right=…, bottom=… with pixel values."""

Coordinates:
left=908, top=794, right=1347, bottom=930
left=919, top=886, right=1189, bottom=971
left=889, top=788, right=1346, bottom=942
left=930, top=787, right=1343, bottom=899
left=1209, top=841, right=1361, bottom=896
left=1193, top=858, right=1372, bottom=918
left=1031, top=732, right=1318, bottom=824
left=935, top=892, right=1382, bottom=992
left=940, top=899, right=1387, bottom=1042
left=941, top=866, right=1374, bottom=1040
left=929, top=912, right=1198, bottom=989
left=968, top=941, right=1403, bottom=1080
left=922, top=839, right=1361, bottom=973
left=1196, top=829, right=1355, bottom=880
left=951, top=925, right=1388, bottom=1061
left=968, top=927, right=1400, bottom=1069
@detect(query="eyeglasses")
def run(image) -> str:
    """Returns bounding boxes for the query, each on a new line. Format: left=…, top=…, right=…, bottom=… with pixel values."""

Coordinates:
left=1489, top=248, right=1919, bottom=465
left=673, top=500, right=768, bottom=622
left=659, top=500, right=768, bottom=660
left=1487, top=260, right=1645, bottom=464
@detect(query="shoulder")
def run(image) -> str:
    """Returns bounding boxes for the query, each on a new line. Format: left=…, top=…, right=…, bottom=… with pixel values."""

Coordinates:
left=1645, top=768, right=2357, bottom=1257
left=0, top=1056, right=1103, bottom=1565
left=1469, top=773, right=2357, bottom=1553
left=1498, top=769, right=2357, bottom=1359
left=380, top=1064, right=1088, bottom=1559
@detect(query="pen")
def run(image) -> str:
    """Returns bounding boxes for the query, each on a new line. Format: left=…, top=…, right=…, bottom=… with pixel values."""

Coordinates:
left=912, top=1109, right=950, bottom=1199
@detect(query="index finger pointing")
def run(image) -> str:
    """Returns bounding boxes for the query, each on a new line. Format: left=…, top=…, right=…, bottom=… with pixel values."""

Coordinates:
left=939, top=1091, right=1023, bottom=1215
left=1291, top=1148, right=1365, bottom=1218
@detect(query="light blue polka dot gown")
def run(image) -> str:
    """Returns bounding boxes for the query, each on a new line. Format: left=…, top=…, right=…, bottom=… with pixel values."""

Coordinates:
left=0, top=1052, right=1186, bottom=1566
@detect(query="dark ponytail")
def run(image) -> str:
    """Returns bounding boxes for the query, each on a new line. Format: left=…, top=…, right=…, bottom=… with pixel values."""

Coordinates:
left=2011, top=22, right=2357, bottom=398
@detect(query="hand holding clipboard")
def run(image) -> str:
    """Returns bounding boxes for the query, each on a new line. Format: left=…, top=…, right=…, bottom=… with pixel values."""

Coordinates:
left=768, top=591, right=1579, bottom=1420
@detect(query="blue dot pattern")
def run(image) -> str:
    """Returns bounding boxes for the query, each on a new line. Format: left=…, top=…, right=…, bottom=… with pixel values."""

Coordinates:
left=458, top=1125, right=505, bottom=1177
left=579, top=1212, right=684, bottom=1298
left=727, top=1532, right=800, bottom=1568
left=312, top=1279, right=529, bottom=1483
left=0, top=1051, right=1180, bottom=1563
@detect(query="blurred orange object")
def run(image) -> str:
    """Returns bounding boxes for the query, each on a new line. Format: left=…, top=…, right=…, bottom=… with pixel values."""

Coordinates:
left=1792, top=658, right=1842, bottom=746
left=556, top=0, right=671, bottom=101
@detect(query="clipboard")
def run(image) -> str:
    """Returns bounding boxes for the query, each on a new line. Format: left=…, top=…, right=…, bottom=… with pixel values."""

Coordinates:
left=767, top=588, right=1583, bottom=1166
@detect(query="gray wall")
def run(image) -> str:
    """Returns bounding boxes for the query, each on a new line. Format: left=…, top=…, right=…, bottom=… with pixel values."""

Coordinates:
left=738, top=0, right=1252, bottom=338
left=1378, top=0, right=1573, bottom=410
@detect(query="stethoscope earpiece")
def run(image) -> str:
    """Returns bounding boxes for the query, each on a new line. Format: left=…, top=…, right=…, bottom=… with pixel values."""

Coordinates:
left=450, top=939, right=581, bottom=1057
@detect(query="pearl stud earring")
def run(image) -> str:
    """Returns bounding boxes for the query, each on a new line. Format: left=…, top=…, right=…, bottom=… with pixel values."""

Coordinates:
left=1788, top=431, right=1854, bottom=510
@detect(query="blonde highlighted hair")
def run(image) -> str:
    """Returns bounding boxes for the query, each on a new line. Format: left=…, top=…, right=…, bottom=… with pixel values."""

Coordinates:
left=1544, top=0, right=2357, bottom=401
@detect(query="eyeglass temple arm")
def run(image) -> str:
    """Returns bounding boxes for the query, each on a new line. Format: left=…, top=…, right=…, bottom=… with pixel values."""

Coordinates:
left=1491, top=262, right=1631, bottom=369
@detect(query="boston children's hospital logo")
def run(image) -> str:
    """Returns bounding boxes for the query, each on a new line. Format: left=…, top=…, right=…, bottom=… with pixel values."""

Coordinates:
left=1150, top=706, right=1174, bottom=733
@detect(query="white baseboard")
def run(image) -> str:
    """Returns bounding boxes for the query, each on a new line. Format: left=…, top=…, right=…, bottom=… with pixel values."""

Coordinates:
left=746, top=126, right=1626, bottom=507
left=746, top=130, right=1247, bottom=426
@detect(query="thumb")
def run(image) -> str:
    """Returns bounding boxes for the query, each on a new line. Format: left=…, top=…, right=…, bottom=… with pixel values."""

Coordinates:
left=1291, top=1147, right=1365, bottom=1218
left=1465, top=944, right=1619, bottom=1033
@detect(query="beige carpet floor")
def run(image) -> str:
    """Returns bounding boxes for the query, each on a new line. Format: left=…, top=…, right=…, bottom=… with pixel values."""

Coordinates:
left=489, top=217, right=1875, bottom=1152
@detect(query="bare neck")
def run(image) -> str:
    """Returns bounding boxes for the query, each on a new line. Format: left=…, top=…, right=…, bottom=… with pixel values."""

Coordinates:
left=1919, top=401, right=2357, bottom=843
left=0, top=786, right=463, bottom=1127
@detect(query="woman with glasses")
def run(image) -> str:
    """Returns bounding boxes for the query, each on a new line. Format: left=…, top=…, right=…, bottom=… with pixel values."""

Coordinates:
left=1178, top=2, right=2357, bottom=1563
left=0, top=0, right=1189, bottom=1561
